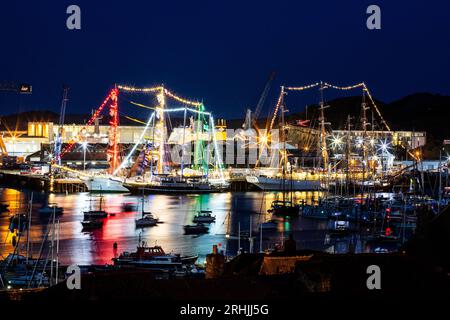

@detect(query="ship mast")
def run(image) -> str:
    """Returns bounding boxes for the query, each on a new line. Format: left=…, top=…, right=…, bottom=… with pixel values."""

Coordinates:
left=345, top=115, right=352, bottom=195
left=361, top=89, right=369, bottom=190
left=318, top=82, right=329, bottom=171
left=157, top=87, right=166, bottom=175
left=280, top=86, right=287, bottom=203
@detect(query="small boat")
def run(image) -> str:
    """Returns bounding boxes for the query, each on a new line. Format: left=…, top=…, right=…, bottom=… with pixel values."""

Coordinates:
left=183, top=223, right=209, bottom=235
left=135, top=214, right=158, bottom=227
left=83, top=196, right=108, bottom=219
left=193, top=210, right=215, bottom=223
left=38, top=204, right=64, bottom=215
left=84, top=210, right=108, bottom=219
left=113, top=242, right=198, bottom=271
left=81, top=220, right=104, bottom=229
left=268, top=200, right=299, bottom=217
left=135, top=194, right=160, bottom=227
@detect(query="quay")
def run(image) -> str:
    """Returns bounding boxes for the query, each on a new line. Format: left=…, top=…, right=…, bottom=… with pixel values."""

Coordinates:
left=0, top=171, right=87, bottom=193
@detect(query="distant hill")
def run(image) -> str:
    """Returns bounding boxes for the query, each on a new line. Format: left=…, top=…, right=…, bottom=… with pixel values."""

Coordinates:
left=229, top=93, right=449, bottom=137
left=225, top=92, right=449, bottom=157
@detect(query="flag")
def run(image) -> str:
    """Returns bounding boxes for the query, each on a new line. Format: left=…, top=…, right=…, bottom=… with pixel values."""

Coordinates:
left=295, top=119, right=310, bottom=127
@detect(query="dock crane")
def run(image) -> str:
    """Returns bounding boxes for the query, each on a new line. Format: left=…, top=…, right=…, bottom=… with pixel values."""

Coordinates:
left=54, top=85, right=69, bottom=165
left=243, top=71, right=275, bottom=130
left=0, top=82, right=32, bottom=95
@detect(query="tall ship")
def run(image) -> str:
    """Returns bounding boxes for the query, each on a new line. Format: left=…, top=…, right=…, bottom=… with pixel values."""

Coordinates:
left=52, top=85, right=228, bottom=194
left=243, top=81, right=394, bottom=193
left=244, top=83, right=324, bottom=192
left=118, top=89, right=229, bottom=194
left=124, top=175, right=227, bottom=194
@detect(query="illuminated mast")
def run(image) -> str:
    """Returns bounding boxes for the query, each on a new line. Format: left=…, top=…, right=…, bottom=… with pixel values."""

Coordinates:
left=108, top=87, right=120, bottom=174
left=157, top=87, right=166, bottom=174
left=318, top=82, right=329, bottom=170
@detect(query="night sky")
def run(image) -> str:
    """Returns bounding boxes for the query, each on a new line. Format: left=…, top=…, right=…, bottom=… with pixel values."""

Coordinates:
left=1, top=0, right=449, bottom=119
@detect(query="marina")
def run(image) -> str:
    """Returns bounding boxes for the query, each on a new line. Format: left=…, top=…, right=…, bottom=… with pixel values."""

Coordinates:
left=1, top=1, right=450, bottom=308
left=0, top=80, right=449, bottom=298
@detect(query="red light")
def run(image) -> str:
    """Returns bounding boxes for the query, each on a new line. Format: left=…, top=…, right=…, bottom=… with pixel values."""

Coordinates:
left=385, top=227, right=392, bottom=236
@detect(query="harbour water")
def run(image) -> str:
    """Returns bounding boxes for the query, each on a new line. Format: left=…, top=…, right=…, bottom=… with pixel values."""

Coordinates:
left=1, top=188, right=374, bottom=266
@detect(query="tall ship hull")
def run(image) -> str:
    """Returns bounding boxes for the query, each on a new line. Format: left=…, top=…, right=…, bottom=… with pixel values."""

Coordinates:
left=123, top=181, right=228, bottom=194
left=246, top=176, right=321, bottom=191
left=83, top=176, right=129, bottom=193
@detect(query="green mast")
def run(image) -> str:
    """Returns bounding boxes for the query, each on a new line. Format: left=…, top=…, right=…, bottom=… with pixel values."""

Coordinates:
left=193, top=103, right=209, bottom=176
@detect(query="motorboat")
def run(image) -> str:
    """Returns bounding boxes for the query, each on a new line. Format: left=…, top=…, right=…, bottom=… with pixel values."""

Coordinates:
left=193, top=210, right=215, bottom=223
left=183, top=223, right=209, bottom=235
left=112, top=243, right=198, bottom=271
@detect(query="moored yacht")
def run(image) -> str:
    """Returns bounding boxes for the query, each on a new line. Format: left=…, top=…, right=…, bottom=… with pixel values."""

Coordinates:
left=246, top=175, right=321, bottom=191
left=83, top=196, right=108, bottom=219
left=135, top=214, right=158, bottom=227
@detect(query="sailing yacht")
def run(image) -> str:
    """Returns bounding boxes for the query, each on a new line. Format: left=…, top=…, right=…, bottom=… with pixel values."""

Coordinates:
left=83, top=195, right=108, bottom=219
left=192, top=196, right=215, bottom=223
left=135, top=195, right=159, bottom=227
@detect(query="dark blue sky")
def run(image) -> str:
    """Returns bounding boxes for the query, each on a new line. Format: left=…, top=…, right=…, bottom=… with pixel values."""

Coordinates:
left=1, top=0, right=449, bottom=119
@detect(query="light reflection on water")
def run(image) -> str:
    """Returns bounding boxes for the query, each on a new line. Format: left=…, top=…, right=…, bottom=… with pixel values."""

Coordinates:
left=0, top=188, right=363, bottom=265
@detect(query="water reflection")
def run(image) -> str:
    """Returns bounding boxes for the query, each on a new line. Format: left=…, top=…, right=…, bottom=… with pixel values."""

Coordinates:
left=0, top=188, right=367, bottom=266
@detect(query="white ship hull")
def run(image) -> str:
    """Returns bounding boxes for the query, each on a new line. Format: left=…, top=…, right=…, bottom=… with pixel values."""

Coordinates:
left=246, top=176, right=321, bottom=191
left=84, top=176, right=129, bottom=193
